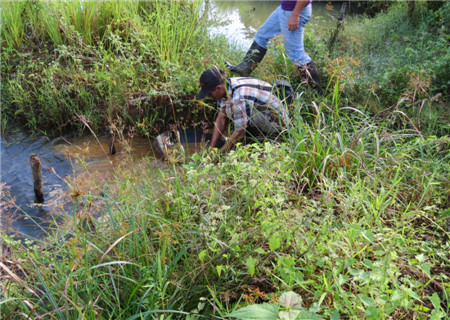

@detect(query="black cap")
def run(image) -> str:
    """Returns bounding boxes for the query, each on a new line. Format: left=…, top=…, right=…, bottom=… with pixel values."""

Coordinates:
left=197, top=68, right=225, bottom=99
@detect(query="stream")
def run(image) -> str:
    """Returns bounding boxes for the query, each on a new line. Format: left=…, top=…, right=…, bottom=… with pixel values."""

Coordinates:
left=0, top=1, right=340, bottom=240
left=0, top=129, right=161, bottom=240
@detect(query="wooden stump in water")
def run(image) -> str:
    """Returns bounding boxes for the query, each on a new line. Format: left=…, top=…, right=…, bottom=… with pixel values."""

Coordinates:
left=30, top=154, right=44, bottom=203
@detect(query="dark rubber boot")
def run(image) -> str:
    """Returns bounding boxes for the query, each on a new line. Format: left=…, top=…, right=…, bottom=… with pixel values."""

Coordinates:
left=225, top=41, right=267, bottom=77
left=298, top=60, right=322, bottom=93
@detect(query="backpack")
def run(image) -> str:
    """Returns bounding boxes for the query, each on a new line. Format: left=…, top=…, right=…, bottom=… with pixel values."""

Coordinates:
left=231, top=79, right=294, bottom=105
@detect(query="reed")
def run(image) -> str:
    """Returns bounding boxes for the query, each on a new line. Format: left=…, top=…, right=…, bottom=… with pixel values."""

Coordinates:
left=0, top=1, right=25, bottom=49
left=142, top=0, right=206, bottom=77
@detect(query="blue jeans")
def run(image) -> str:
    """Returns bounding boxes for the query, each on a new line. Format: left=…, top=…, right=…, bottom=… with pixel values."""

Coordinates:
left=254, top=4, right=312, bottom=66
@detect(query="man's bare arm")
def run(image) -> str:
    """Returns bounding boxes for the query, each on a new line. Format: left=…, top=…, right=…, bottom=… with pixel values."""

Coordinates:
left=209, top=112, right=228, bottom=149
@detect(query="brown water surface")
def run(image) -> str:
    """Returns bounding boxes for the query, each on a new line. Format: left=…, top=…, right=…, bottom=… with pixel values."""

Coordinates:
left=55, top=135, right=163, bottom=175
left=1, top=131, right=167, bottom=240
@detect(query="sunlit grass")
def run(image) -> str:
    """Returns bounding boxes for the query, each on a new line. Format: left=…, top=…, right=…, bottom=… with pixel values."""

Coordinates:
left=1, top=108, right=448, bottom=318
left=0, top=1, right=26, bottom=49
left=1, top=0, right=213, bottom=134
left=1, top=1, right=449, bottom=319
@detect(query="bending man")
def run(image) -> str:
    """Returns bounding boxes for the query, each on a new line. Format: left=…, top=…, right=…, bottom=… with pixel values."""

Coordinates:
left=197, top=67, right=289, bottom=154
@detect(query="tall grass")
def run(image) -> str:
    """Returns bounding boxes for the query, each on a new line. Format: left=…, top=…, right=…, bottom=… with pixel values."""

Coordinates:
left=1, top=2, right=449, bottom=318
left=0, top=1, right=25, bottom=49
left=333, top=1, right=449, bottom=106
left=143, top=1, right=204, bottom=65
left=1, top=0, right=143, bottom=48
left=1, top=99, right=448, bottom=318
left=1, top=0, right=214, bottom=134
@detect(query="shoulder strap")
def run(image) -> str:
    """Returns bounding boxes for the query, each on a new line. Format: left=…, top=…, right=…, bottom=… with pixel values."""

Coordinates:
left=231, top=83, right=273, bottom=93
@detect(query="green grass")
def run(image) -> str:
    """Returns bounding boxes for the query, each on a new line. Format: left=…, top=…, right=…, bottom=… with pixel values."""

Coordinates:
left=1, top=1, right=449, bottom=319
left=1, top=104, right=449, bottom=318
left=0, top=1, right=26, bottom=49
left=2, top=102, right=450, bottom=320
left=0, top=0, right=215, bottom=134
left=1, top=1, right=448, bottom=135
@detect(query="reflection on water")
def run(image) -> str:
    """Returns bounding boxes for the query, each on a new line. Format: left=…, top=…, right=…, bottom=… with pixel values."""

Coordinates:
left=209, top=0, right=340, bottom=49
left=209, top=0, right=280, bottom=48
left=1, top=128, right=209, bottom=240
left=0, top=129, right=162, bottom=240
left=55, top=135, right=160, bottom=175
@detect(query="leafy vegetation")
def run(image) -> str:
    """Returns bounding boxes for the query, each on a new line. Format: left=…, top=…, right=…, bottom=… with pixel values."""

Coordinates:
left=1, top=1, right=449, bottom=319
left=225, top=291, right=323, bottom=319
left=1, top=0, right=216, bottom=135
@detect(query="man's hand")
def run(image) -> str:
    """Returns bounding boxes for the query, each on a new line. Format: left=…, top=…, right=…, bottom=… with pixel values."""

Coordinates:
left=209, top=112, right=228, bottom=149
left=288, top=14, right=300, bottom=31
left=219, top=129, right=245, bottom=154
left=289, top=0, right=308, bottom=31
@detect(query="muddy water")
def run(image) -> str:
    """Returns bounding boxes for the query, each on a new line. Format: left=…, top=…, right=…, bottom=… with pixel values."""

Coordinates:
left=0, top=129, right=161, bottom=240
left=1, top=128, right=209, bottom=239
left=1, top=129, right=74, bottom=240
left=54, top=135, right=160, bottom=175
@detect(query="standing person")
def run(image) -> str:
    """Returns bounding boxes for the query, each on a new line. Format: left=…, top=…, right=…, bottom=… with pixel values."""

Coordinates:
left=197, top=67, right=289, bottom=154
left=225, top=0, right=320, bottom=90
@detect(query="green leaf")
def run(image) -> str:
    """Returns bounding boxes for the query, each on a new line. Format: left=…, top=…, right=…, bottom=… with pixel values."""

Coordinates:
left=294, top=310, right=324, bottom=320
left=415, top=254, right=427, bottom=263
left=216, top=265, right=223, bottom=277
left=255, top=248, right=266, bottom=254
left=198, top=249, right=207, bottom=262
left=330, top=310, right=340, bottom=320
left=438, top=208, right=450, bottom=220
left=225, top=303, right=279, bottom=319
left=360, top=296, right=373, bottom=307
left=430, top=293, right=441, bottom=311
left=405, top=288, right=422, bottom=302
left=362, top=230, right=375, bottom=243
left=349, top=224, right=362, bottom=231
left=365, top=306, right=381, bottom=320
left=279, top=291, right=302, bottom=309
left=269, top=233, right=282, bottom=251
left=419, top=263, right=431, bottom=277
left=362, top=259, right=374, bottom=269
left=246, top=256, right=257, bottom=277
left=413, top=305, right=430, bottom=312
left=280, top=310, right=300, bottom=320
